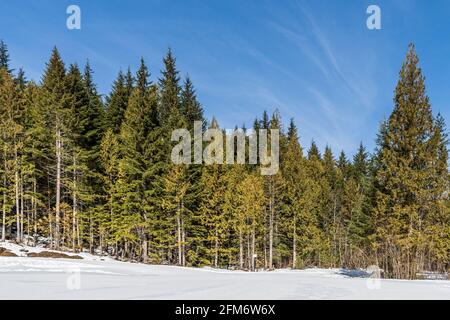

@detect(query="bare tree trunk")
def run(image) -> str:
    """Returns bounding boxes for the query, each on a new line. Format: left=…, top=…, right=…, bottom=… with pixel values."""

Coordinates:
left=247, top=234, right=251, bottom=269
left=333, top=196, right=337, bottom=268
left=72, top=157, right=77, bottom=252
left=142, top=236, right=148, bottom=263
left=26, top=195, right=30, bottom=245
left=214, top=228, right=218, bottom=268
left=55, top=128, right=61, bottom=249
left=2, top=148, right=6, bottom=242
left=177, top=204, right=182, bottom=266
left=181, top=221, right=186, bottom=267
left=251, top=224, right=256, bottom=271
left=33, top=178, right=37, bottom=238
left=20, top=172, right=24, bottom=241
left=1, top=188, right=5, bottom=242
left=15, top=169, right=20, bottom=243
left=292, top=215, right=297, bottom=269
left=239, top=229, right=243, bottom=269
left=89, top=213, right=94, bottom=254
left=269, top=190, right=274, bottom=269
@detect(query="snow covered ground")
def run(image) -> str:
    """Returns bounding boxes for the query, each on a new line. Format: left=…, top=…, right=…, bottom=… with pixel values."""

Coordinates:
left=0, top=242, right=449, bottom=300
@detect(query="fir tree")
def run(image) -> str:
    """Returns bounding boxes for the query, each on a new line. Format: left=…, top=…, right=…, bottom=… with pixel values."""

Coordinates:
left=40, top=47, right=69, bottom=249
left=374, top=44, right=448, bottom=278
left=180, top=75, right=204, bottom=131
left=0, top=40, right=11, bottom=73
left=158, top=48, right=181, bottom=126
left=106, top=71, right=131, bottom=134
left=283, top=119, right=304, bottom=268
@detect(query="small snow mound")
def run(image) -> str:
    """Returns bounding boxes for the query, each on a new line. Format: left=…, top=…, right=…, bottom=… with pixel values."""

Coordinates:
left=0, top=241, right=113, bottom=261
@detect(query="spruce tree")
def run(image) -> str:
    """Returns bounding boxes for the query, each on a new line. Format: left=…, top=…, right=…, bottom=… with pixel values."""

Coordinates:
left=180, top=75, right=204, bottom=130
left=158, top=48, right=181, bottom=126
left=106, top=71, right=131, bottom=134
left=283, top=119, right=304, bottom=268
left=40, top=48, right=69, bottom=249
left=0, top=68, right=25, bottom=242
left=0, top=40, right=11, bottom=73
left=374, top=44, right=448, bottom=278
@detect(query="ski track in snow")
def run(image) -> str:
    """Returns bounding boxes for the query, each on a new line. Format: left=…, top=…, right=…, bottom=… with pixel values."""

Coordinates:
left=0, top=242, right=449, bottom=299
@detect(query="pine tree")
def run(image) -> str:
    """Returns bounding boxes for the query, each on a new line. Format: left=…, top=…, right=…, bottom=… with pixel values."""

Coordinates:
left=374, top=44, right=448, bottom=278
left=307, top=140, right=321, bottom=160
left=262, top=111, right=285, bottom=269
left=100, top=128, right=121, bottom=256
left=282, top=119, right=304, bottom=268
left=158, top=48, right=181, bottom=127
left=0, top=68, right=25, bottom=242
left=0, top=40, right=12, bottom=73
left=106, top=71, right=132, bottom=134
left=115, top=58, right=161, bottom=261
left=180, top=75, right=204, bottom=131
left=40, top=47, right=70, bottom=249
left=300, top=142, right=330, bottom=267
left=81, top=61, right=105, bottom=150
left=198, top=119, right=229, bottom=267
left=161, top=163, right=190, bottom=266
left=236, top=171, right=265, bottom=271
left=0, top=42, right=446, bottom=277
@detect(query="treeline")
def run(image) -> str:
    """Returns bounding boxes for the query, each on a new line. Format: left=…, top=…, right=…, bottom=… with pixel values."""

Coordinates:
left=0, top=41, right=448, bottom=279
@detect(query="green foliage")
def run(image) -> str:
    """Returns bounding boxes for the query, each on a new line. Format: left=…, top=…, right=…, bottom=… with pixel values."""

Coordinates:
left=0, top=41, right=448, bottom=279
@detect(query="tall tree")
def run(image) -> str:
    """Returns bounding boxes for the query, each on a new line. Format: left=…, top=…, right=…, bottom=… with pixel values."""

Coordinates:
left=374, top=44, right=448, bottom=278
left=0, top=40, right=11, bottom=73
left=158, top=48, right=181, bottom=127
left=283, top=119, right=304, bottom=268
left=40, top=47, right=69, bottom=249
left=106, top=71, right=132, bottom=134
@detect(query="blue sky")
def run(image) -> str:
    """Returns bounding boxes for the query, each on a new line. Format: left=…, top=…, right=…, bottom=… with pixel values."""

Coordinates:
left=1, top=0, right=450, bottom=157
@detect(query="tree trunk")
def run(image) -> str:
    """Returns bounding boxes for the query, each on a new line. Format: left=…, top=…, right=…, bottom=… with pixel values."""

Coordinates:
left=181, top=201, right=186, bottom=267
left=214, top=228, right=218, bottom=268
left=33, top=178, right=37, bottom=239
left=1, top=186, right=5, bottom=242
left=251, top=224, right=256, bottom=271
left=89, top=213, right=94, bottom=254
left=142, top=237, right=148, bottom=263
left=177, top=204, right=182, bottom=266
left=292, top=215, right=297, bottom=269
left=20, top=172, right=24, bottom=241
left=182, top=224, right=186, bottom=267
left=15, top=169, right=20, bottom=243
left=269, top=190, right=274, bottom=269
left=72, top=157, right=77, bottom=252
left=239, top=229, right=243, bottom=269
left=55, top=128, right=61, bottom=249
left=2, top=148, right=6, bottom=242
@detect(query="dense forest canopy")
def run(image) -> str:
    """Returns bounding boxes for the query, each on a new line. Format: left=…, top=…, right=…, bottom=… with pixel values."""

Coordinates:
left=0, top=40, right=448, bottom=279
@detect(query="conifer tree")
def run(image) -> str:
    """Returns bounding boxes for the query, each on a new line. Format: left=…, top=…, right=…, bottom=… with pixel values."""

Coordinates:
left=161, top=162, right=190, bottom=266
left=115, top=58, right=161, bottom=261
left=283, top=119, right=304, bottom=268
left=198, top=119, right=229, bottom=267
left=106, top=71, right=132, bottom=134
left=0, top=40, right=11, bottom=73
left=180, top=75, right=204, bottom=130
left=100, top=128, right=120, bottom=254
left=374, top=44, right=448, bottom=278
left=262, top=111, right=285, bottom=269
left=236, top=171, right=265, bottom=271
left=40, top=47, right=70, bottom=249
left=0, top=68, right=25, bottom=242
left=158, top=49, right=181, bottom=127
left=300, top=141, right=331, bottom=267
left=0, top=42, right=446, bottom=277
left=307, top=140, right=321, bottom=160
